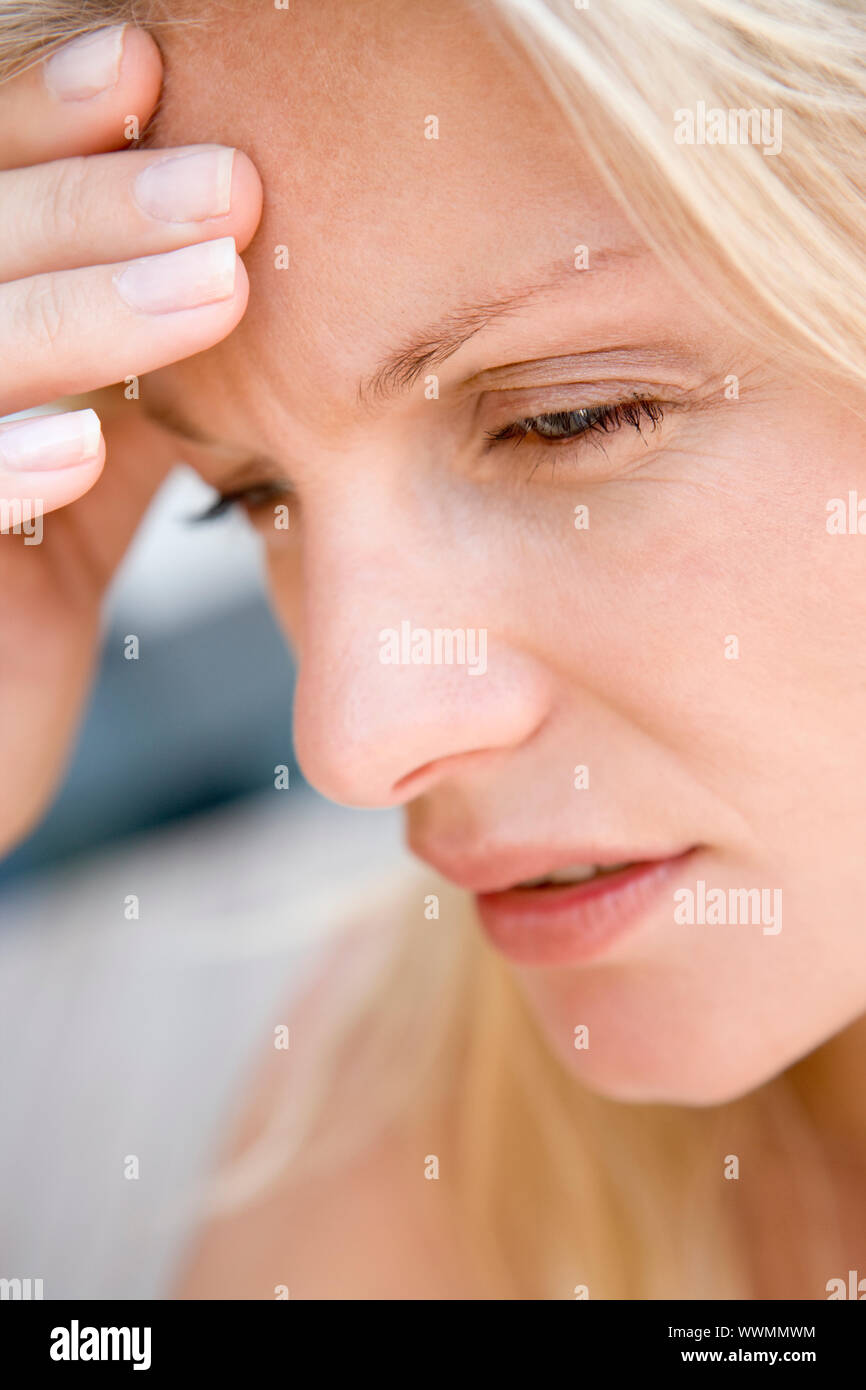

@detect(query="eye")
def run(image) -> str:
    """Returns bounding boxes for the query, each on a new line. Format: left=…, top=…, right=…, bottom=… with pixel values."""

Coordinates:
left=485, top=398, right=664, bottom=448
left=189, top=480, right=292, bottom=524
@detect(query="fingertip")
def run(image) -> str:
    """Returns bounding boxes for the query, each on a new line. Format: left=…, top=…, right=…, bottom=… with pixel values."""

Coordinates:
left=116, top=25, right=164, bottom=138
left=0, top=23, right=165, bottom=168
left=113, top=247, right=251, bottom=377
left=227, top=150, right=265, bottom=252
left=35, top=452, right=107, bottom=515
left=233, top=247, right=251, bottom=316
left=0, top=451, right=105, bottom=518
left=38, top=24, right=164, bottom=158
left=78, top=408, right=106, bottom=465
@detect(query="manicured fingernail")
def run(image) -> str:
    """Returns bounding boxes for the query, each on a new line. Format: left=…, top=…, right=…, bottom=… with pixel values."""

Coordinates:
left=113, top=238, right=237, bottom=314
left=0, top=409, right=102, bottom=472
left=133, top=147, right=235, bottom=223
left=43, top=26, right=125, bottom=101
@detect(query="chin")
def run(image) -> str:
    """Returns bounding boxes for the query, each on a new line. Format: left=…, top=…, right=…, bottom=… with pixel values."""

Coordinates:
left=525, top=994, right=805, bottom=1108
left=562, top=1057, right=779, bottom=1108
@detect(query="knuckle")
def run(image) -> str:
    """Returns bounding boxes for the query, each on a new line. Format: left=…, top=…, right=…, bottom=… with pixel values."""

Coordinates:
left=39, top=156, right=89, bottom=248
left=20, top=272, right=67, bottom=350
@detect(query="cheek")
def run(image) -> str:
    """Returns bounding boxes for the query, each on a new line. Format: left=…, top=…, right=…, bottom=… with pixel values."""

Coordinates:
left=503, top=406, right=866, bottom=1104
left=546, top=418, right=864, bottom=795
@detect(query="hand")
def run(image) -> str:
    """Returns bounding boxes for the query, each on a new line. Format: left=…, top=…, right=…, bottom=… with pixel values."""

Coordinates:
left=0, top=23, right=263, bottom=853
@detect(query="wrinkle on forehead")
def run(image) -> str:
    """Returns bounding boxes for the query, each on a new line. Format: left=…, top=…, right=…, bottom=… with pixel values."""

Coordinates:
left=147, top=0, right=642, bottom=435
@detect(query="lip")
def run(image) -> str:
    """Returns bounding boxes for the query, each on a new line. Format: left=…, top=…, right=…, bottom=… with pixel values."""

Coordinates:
left=409, top=842, right=685, bottom=896
left=474, top=849, right=697, bottom=966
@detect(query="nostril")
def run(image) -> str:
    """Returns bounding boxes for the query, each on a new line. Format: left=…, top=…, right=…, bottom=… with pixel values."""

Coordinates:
left=392, top=760, right=439, bottom=797
left=391, top=746, right=502, bottom=799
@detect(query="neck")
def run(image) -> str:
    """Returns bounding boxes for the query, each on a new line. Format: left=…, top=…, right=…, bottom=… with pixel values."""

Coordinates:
left=787, top=1010, right=866, bottom=1159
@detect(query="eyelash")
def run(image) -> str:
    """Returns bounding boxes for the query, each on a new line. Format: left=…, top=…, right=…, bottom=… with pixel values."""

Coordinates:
left=484, top=398, right=663, bottom=447
left=190, top=480, right=289, bottom=524
left=191, top=398, right=664, bottom=522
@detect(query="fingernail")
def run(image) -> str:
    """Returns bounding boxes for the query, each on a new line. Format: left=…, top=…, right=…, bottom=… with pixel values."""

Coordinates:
left=0, top=409, right=102, bottom=472
left=43, top=26, right=125, bottom=101
left=133, top=148, right=235, bottom=223
left=114, top=238, right=237, bottom=314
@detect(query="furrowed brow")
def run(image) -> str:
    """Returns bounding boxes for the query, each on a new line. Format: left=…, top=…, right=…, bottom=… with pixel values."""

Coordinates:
left=143, top=248, right=642, bottom=446
left=358, top=250, right=640, bottom=407
left=359, top=293, right=537, bottom=405
left=143, top=396, right=226, bottom=449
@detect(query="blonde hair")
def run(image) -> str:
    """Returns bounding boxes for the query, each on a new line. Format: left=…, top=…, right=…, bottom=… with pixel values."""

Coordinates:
left=4, top=0, right=864, bottom=1297
left=497, top=0, right=866, bottom=392
left=202, top=882, right=845, bottom=1298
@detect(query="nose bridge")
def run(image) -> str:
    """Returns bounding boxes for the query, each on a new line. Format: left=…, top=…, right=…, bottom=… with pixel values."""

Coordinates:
left=290, top=487, right=547, bottom=807
left=299, top=474, right=433, bottom=659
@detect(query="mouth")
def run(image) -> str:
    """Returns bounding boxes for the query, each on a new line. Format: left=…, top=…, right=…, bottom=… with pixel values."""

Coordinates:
left=473, top=849, right=698, bottom=966
left=511, top=861, right=636, bottom=888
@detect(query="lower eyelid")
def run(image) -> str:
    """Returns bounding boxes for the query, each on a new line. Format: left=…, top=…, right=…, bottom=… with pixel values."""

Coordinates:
left=198, top=400, right=670, bottom=518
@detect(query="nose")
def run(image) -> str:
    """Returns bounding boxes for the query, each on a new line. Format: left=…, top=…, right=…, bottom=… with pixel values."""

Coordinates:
left=290, top=494, right=551, bottom=808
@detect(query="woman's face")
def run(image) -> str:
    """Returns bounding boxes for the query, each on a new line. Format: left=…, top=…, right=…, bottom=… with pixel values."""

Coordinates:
left=149, top=0, right=866, bottom=1103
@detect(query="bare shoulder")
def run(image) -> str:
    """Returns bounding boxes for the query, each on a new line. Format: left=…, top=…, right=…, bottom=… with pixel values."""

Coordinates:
left=173, top=913, right=477, bottom=1300
left=175, top=1114, right=470, bottom=1300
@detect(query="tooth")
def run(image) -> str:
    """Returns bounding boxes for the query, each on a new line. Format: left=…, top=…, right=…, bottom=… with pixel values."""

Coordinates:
left=545, top=865, right=598, bottom=883
left=516, top=862, right=635, bottom=888
left=519, top=864, right=598, bottom=887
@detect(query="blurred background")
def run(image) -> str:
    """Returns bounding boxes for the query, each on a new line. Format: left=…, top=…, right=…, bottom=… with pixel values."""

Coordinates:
left=0, top=463, right=418, bottom=1297
left=4, top=465, right=299, bottom=883
left=0, top=460, right=410, bottom=910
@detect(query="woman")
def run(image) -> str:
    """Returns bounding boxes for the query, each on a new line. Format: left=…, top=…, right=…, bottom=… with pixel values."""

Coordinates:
left=0, top=0, right=864, bottom=1299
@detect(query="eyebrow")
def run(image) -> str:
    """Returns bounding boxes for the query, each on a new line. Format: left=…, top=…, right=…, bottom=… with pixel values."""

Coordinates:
left=358, top=251, right=638, bottom=406
left=145, top=248, right=642, bottom=448
left=145, top=396, right=229, bottom=451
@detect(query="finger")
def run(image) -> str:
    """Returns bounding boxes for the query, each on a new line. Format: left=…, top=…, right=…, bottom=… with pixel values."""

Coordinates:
left=0, top=238, right=249, bottom=417
left=0, top=146, right=263, bottom=280
left=0, top=409, right=105, bottom=521
left=0, top=25, right=162, bottom=170
left=63, top=409, right=183, bottom=584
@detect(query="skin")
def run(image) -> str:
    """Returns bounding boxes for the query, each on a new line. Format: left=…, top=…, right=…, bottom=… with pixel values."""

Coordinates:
left=0, top=25, right=260, bottom=849
left=146, top=0, right=866, bottom=1105
left=2, top=0, right=865, bottom=1296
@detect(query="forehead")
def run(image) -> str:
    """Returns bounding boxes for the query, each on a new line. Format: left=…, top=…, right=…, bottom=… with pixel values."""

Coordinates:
left=151, top=0, right=643, bottom=435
